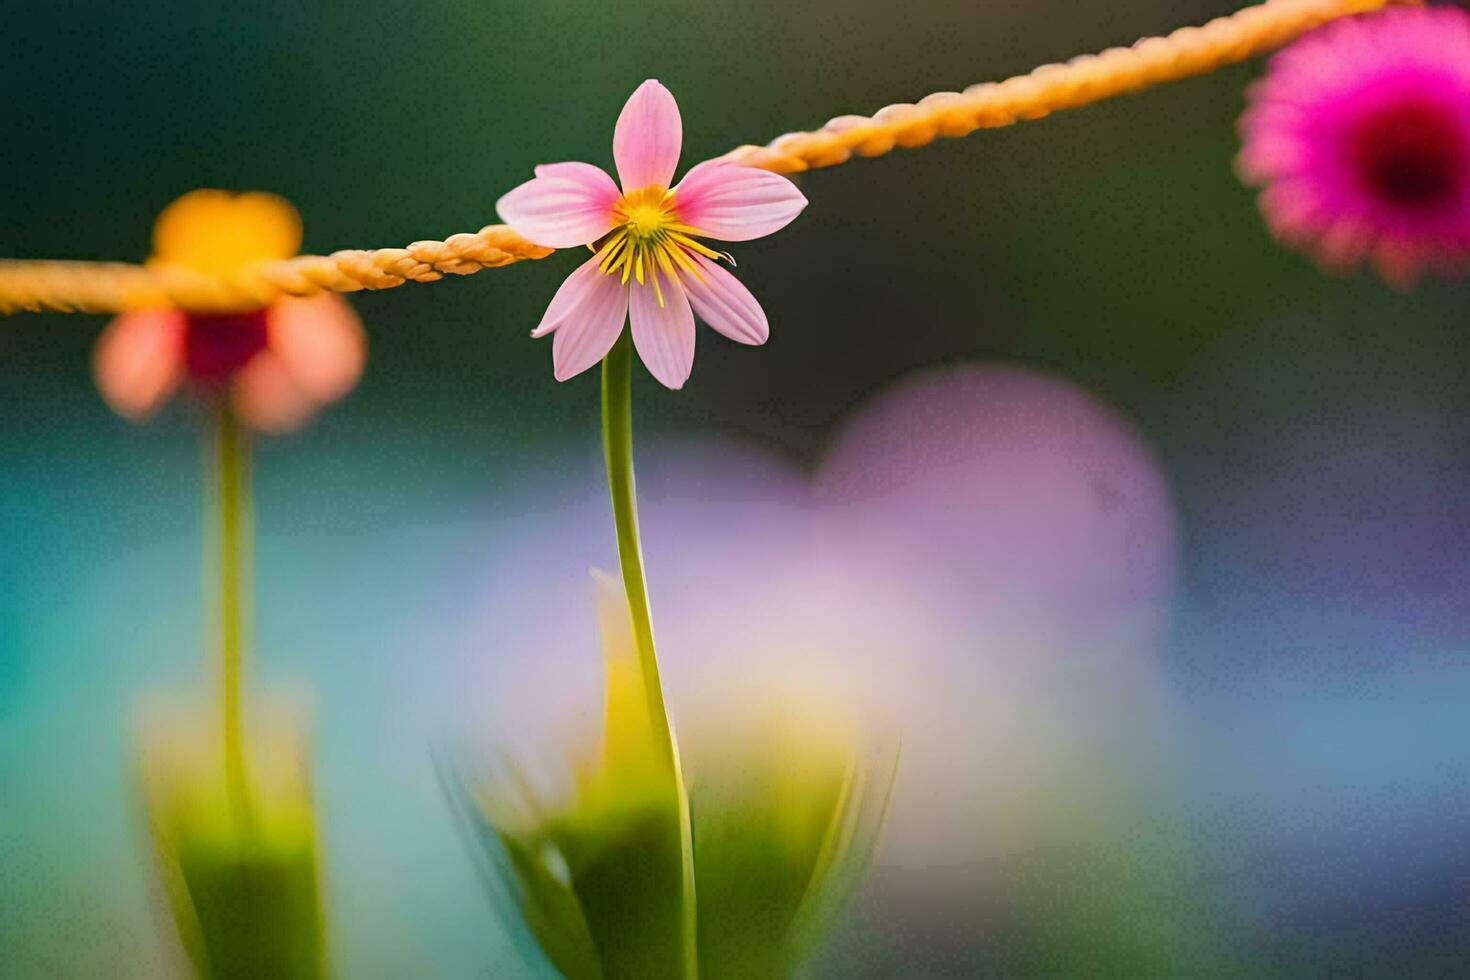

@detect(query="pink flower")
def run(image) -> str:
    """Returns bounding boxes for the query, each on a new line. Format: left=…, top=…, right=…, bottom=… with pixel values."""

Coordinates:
left=1238, top=6, right=1470, bottom=289
left=93, top=191, right=367, bottom=433
left=95, top=296, right=366, bottom=433
left=497, top=80, right=808, bottom=388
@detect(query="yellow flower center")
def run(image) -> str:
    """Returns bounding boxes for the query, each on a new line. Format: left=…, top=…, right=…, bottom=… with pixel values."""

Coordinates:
left=594, top=186, right=724, bottom=305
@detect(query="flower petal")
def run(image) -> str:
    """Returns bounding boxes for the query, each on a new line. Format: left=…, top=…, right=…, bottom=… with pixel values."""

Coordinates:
left=628, top=270, right=695, bottom=390
left=496, top=162, right=620, bottom=248
left=613, top=80, right=682, bottom=192
left=231, top=350, right=319, bottom=434
left=267, top=294, right=367, bottom=404
left=546, top=259, right=630, bottom=382
left=534, top=254, right=621, bottom=338
left=672, top=160, right=808, bottom=242
left=680, top=254, right=769, bottom=346
left=92, top=308, right=187, bottom=420
left=151, top=190, right=302, bottom=276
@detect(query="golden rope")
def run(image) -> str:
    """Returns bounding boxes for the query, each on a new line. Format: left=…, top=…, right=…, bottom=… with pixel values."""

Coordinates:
left=0, top=227, right=553, bottom=315
left=0, top=0, right=1406, bottom=315
left=720, top=0, right=1409, bottom=172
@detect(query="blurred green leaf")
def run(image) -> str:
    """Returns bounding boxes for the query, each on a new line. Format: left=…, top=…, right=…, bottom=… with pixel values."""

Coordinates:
left=458, top=575, right=896, bottom=978
left=690, top=704, right=897, bottom=978
left=173, top=832, right=322, bottom=980
left=137, top=701, right=325, bottom=979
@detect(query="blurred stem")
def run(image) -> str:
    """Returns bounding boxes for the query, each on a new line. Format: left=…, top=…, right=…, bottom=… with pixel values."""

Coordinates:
left=214, top=402, right=252, bottom=826
left=600, top=332, right=699, bottom=980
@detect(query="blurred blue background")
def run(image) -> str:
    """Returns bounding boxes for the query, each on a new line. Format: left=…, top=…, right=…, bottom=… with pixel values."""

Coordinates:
left=4, top=1, right=1470, bottom=975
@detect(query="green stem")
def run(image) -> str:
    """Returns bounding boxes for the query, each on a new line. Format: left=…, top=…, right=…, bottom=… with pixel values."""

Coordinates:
left=600, top=333, right=698, bottom=979
left=600, top=334, right=673, bottom=760
left=215, top=403, right=251, bottom=825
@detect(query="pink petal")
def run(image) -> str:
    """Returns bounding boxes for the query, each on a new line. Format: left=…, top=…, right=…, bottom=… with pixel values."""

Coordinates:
left=496, top=162, right=620, bottom=248
left=628, top=269, right=695, bottom=390
left=534, top=253, right=620, bottom=338
left=672, top=160, right=808, bottom=242
left=613, top=80, right=682, bottom=192
left=92, top=308, right=187, bottom=420
left=267, top=294, right=366, bottom=404
left=680, top=254, right=769, bottom=345
left=231, top=350, right=320, bottom=434
left=543, top=257, right=630, bottom=382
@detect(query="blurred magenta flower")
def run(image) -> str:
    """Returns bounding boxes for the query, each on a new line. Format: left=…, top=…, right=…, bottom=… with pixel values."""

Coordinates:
left=1238, top=6, right=1470, bottom=289
left=93, top=190, right=367, bottom=432
left=497, top=80, right=807, bottom=388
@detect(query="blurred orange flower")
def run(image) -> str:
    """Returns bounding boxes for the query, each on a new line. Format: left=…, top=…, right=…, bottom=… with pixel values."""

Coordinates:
left=93, top=190, right=366, bottom=432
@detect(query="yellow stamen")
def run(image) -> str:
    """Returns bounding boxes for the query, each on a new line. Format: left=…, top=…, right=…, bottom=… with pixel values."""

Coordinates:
left=593, top=185, right=726, bottom=305
left=654, top=247, right=679, bottom=286
left=667, top=232, right=722, bottom=262
left=596, top=231, right=628, bottom=273
left=666, top=245, right=703, bottom=282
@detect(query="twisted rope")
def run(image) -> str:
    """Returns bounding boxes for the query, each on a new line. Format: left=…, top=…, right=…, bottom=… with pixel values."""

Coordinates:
left=0, top=227, right=553, bottom=314
left=720, top=0, right=1408, bottom=172
left=0, top=0, right=1406, bottom=315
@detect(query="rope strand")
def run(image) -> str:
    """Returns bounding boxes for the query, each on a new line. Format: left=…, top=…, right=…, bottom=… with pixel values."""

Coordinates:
left=719, top=0, right=1410, bottom=173
left=0, top=226, right=552, bottom=314
left=0, top=0, right=1407, bottom=316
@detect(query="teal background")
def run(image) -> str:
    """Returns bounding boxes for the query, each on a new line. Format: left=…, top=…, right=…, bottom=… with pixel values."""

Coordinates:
left=5, top=1, right=1470, bottom=975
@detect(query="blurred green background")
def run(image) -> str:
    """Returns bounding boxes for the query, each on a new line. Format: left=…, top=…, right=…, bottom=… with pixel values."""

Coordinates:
left=5, top=1, right=1470, bottom=976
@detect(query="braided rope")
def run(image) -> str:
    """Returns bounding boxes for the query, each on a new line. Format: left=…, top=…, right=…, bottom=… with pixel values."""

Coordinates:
left=0, top=0, right=1405, bottom=315
left=0, top=227, right=553, bottom=314
left=720, top=0, right=1408, bottom=172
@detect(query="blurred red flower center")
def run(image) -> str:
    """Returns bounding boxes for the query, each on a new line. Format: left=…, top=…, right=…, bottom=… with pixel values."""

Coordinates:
left=185, top=310, right=270, bottom=380
left=1350, top=98, right=1467, bottom=208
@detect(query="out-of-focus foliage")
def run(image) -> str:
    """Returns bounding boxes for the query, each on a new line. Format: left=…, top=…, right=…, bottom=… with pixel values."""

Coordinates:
left=454, top=570, right=691, bottom=978
left=452, top=573, right=896, bottom=978
left=137, top=700, right=324, bottom=979
left=686, top=696, right=897, bottom=979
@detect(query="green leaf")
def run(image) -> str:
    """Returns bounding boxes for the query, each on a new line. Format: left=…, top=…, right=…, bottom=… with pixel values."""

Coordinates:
left=137, top=704, right=326, bottom=980
left=689, top=706, right=899, bottom=978
left=456, top=576, right=896, bottom=978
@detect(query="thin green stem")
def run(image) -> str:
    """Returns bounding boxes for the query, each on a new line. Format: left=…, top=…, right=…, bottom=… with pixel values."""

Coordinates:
left=600, top=334, right=673, bottom=760
left=600, top=333, right=698, bottom=979
left=214, top=403, right=252, bottom=825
